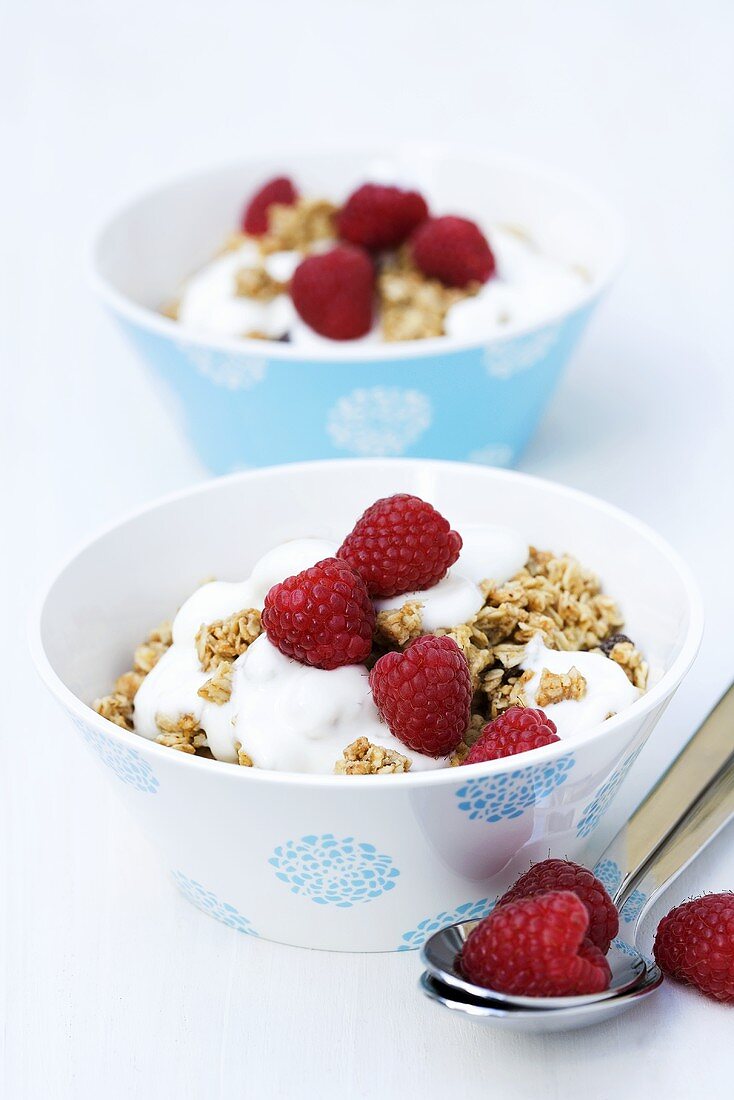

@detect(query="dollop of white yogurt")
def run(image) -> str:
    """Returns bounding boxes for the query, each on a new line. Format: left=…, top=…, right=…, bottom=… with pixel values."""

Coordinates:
left=519, top=634, right=640, bottom=738
left=177, top=243, right=297, bottom=339
left=374, top=524, right=528, bottom=631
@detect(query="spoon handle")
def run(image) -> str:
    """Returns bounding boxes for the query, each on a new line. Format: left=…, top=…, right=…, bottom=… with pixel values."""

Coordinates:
left=597, top=682, right=734, bottom=919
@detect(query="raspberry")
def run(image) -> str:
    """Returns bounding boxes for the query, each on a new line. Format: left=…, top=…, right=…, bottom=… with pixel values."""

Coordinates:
left=497, top=858, right=619, bottom=953
left=369, top=636, right=471, bottom=757
left=464, top=707, right=560, bottom=764
left=653, top=893, right=734, bottom=1003
left=410, top=215, right=496, bottom=288
left=337, top=493, right=462, bottom=598
left=262, top=557, right=375, bottom=671
left=241, top=176, right=298, bottom=235
left=461, top=891, right=612, bottom=997
left=290, top=245, right=374, bottom=340
left=337, top=183, right=429, bottom=250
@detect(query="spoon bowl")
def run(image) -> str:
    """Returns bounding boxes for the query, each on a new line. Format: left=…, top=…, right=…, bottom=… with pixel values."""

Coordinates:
left=419, top=965, right=664, bottom=1033
left=421, top=920, right=647, bottom=1008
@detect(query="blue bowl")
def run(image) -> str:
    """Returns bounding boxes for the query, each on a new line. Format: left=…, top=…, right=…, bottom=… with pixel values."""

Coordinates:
left=92, top=147, right=623, bottom=473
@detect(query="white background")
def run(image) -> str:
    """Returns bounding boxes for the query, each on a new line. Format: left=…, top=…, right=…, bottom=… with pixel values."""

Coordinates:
left=2, top=1, right=733, bottom=1097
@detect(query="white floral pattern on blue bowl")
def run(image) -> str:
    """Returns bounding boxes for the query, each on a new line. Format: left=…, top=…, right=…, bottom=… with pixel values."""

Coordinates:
left=91, top=148, right=624, bottom=473
left=31, top=460, right=703, bottom=951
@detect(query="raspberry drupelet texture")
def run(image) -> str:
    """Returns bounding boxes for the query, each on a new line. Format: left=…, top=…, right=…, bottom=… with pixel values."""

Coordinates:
left=497, top=858, right=619, bottom=953
left=653, top=893, right=734, bottom=1003
left=262, top=557, right=375, bottom=671
left=411, top=215, right=496, bottom=289
left=369, top=635, right=471, bottom=757
left=464, top=706, right=560, bottom=764
left=337, top=493, right=462, bottom=598
left=461, top=890, right=612, bottom=997
left=242, top=176, right=299, bottom=235
left=290, top=245, right=375, bottom=340
left=337, top=183, right=429, bottom=250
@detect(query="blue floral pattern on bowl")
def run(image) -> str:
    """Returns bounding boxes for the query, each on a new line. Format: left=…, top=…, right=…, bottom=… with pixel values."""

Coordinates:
left=397, top=899, right=495, bottom=951
left=70, top=715, right=159, bottom=794
left=269, top=834, right=399, bottom=907
left=620, top=888, right=647, bottom=924
left=172, top=871, right=258, bottom=935
left=593, top=858, right=623, bottom=895
left=592, top=858, right=648, bottom=924
left=576, top=744, right=643, bottom=838
left=455, top=754, right=575, bottom=823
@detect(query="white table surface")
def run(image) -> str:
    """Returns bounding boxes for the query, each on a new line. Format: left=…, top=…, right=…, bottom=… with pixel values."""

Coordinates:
left=2, top=1, right=733, bottom=1096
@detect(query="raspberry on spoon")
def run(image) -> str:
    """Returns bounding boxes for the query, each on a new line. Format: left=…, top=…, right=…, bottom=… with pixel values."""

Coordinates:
left=497, top=858, right=619, bottom=953
left=461, top=890, right=612, bottom=997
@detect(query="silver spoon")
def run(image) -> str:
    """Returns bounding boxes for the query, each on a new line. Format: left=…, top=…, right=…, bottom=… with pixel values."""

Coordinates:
left=420, top=681, right=734, bottom=1029
left=422, top=920, right=646, bottom=1008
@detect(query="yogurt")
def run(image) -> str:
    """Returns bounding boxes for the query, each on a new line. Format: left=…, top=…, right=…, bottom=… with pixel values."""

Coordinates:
left=519, top=634, right=640, bottom=738
left=374, top=524, right=528, bottom=630
left=177, top=243, right=297, bottom=339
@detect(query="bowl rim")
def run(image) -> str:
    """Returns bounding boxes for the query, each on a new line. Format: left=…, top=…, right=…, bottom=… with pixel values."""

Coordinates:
left=30, top=458, right=704, bottom=790
left=88, top=142, right=627, bottom=363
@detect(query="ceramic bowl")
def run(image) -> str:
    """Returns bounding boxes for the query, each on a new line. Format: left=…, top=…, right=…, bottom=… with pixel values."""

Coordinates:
left=90, top=147, right=624, bottom=473
left=31, top=460, right=702, bottom=951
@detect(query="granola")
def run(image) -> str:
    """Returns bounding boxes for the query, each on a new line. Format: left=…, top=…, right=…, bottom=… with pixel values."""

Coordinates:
left=260, top=198, right=337, bottom=254
left=155, top=712, right=207, bottom=754
left=195, top=608, right=262, bottom=671
left=335, top=737, right=411, bottom=775
left=378, top=255, right=474, bottom=341
left=374, top=600, right=424, bottom=648
left=535, top=666, right=587, bottom=707
left=197, top=661, right=234, bottom=705
left=93, top=621, right=172, bottom=731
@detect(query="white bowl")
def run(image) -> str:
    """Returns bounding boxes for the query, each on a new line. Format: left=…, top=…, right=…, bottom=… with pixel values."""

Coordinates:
left=90, top=147, right=625, bottom=472
left=31, top=460, right=702, bottom=951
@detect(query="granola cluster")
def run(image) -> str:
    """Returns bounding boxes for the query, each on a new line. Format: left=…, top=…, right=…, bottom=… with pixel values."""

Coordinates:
left=195, top=607, right=262, bottom=671
left=335, top=737, right=411, bottom=775
left=93, top=621, right=172, bottom=731
left=378, top=251, right=477, bottom=341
